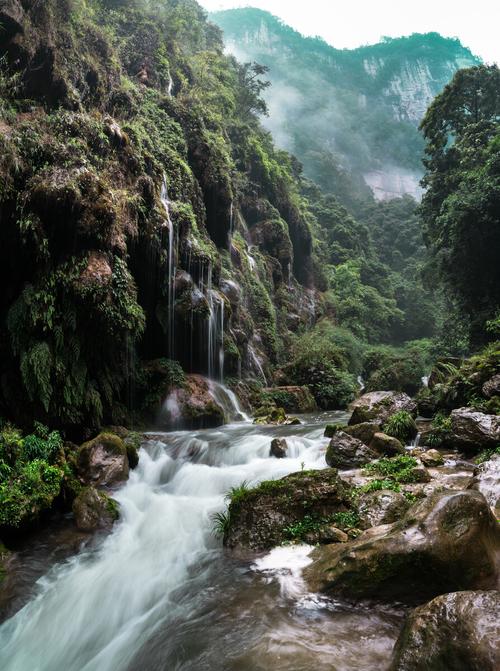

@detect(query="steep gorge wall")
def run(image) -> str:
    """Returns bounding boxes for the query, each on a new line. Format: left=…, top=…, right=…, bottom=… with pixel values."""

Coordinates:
left=0, top=0, right=321, bottom=432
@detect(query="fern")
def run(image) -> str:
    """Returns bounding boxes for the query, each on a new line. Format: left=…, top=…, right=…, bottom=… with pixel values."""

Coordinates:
left=20, top=342, right=53, bottom=412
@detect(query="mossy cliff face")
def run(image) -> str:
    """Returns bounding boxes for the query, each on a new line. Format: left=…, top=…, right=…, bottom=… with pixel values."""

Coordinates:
left=0, top=0, right=321, bottom=432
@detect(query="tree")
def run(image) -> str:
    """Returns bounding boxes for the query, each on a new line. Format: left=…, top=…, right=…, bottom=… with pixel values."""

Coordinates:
left=420, top=65, right=500, bottom=344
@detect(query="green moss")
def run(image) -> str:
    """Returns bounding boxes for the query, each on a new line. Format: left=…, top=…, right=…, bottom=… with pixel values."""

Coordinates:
left=383, top=411, right=418, bottom=443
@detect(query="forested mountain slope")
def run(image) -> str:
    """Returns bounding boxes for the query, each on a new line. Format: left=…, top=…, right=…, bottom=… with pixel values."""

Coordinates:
left=211, top=8, right=481, bottom=206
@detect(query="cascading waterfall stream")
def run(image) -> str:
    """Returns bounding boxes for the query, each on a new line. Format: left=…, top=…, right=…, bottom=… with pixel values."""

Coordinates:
left=161, top=176, right=176, bottom=359
left=0, top=405, right=405, bottom=671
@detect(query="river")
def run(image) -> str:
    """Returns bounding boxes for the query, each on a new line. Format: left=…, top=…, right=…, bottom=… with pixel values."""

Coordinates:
left=0, top=404, right=405, bottom=670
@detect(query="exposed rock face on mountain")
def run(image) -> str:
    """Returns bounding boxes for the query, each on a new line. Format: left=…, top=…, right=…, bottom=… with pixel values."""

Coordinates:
left=210, top=9, right=480, bottom=203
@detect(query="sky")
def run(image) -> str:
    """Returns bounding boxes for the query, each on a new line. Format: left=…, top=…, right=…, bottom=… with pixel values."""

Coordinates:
left=199, top=0, right=500, bottom=64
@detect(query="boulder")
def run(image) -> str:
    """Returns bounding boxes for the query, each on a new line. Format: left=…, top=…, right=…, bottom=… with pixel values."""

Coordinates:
left=261, top=386, right=317, bottom=413
left=326, top=431, right=379, bottom=469
left=450, top=408, right=500, bottom=452
left=343, top=422, right=381, bottom=445
left=469, top=454, right=500, bottom=514
left=357, top=489, right=410, bottom=529
left=160, top=375, right=225, bottom=429
left=349, top=392, right=417, bottom=426
left=76, top=432, right=129, bottom=487
left=482, top=373, right=500, bottom=399
left=305, top=490, right=500, bottom=601
left=223, top=469, right=353, bottom=551
left=270, top=438, right=288, bottom=459
left=419, top=449, right=444, bottom=467
left=370, top=432, right=405, bottom=456
left=72, top=486, right=120, bottom=532
left=304, top=526, right=349, bottom=545
left=390, top=591, right=500, bottom=671
left=253, top=405, right=300, bottom=426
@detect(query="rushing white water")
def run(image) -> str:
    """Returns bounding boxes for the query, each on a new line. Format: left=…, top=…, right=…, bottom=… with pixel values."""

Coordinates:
left=252, top=545, right=314, bottom=599
left=0, top=413, right=339, bottom=671
left=207, top=379, right=250, bottom=422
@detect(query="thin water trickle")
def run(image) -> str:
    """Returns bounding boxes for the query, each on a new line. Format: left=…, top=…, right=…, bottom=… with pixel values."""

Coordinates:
left=161, top=176, right=176, bottom=359
left=0, top=408, right=405, bottom=671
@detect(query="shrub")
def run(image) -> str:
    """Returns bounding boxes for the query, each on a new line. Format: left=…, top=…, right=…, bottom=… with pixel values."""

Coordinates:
left=364, top=455, right=419, bottom=483
left=383, top=411, right=418, bottom=443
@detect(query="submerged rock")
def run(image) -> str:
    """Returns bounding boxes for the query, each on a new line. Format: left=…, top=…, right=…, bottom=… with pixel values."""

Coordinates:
left=326, top=431, right=378, bottom=469
left=223, top=469, right=353, bottom=551
left=450, top=408, right=500, bottom=452
left=305, top=489, right=500, bottom=601
left=349, top=392, right=417, bottom=426
left=76, top=432, right=129, bottom=487
left=270, top=438, right=288, bottom=459
left=390, top=590, right=500, bottom=671
left=72, top=486, right=120, bottom=532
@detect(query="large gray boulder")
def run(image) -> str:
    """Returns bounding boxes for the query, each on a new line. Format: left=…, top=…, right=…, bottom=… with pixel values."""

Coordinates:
left=326, top=431, right=378, bottom=469
left=77, top=432, right=129, bottom=487
left=390, top=590, right=500, bottom=671
left=349, top=391, right=417, bottom=426
left=482, top=373, right=500, bottom=398
left=450, top=408, right=500, bottom=452
left=469, top=454, right=500, bottom=514
left=305, top=489, right=500, bottom=601
left=357, top=489, right=410, bottom=529
left=343, top=422, right=381, bottom=444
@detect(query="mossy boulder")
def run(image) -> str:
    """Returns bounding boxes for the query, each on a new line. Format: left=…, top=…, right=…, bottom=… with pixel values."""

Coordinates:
left=469, top=454, right=500, bottom=515
left=76, top=432, right=129, bottom=487
left=159, top=375, right=225, bottom=430
left=223, top=469, right=354, bottom=551
left=253, top=405, right=300, bottom=426
left=72, top=486, right=119, bottom=532
left=419, top=449, right=445, bottom=467
left=305, top=490, right=500, bottom=602
left=370, top=432, right=405, bottom=456
left=390, top=591, right=500, bottom=671
left=343, top=422, right=381, bottom=445
left=326, top=431, right=378, bottom=469
left=123, top=432, right=142, bottom=469
left=349, top=392, right=417, bottom=426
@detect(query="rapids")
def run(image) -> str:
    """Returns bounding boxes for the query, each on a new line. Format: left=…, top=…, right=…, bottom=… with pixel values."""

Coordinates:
left=0, top=404, right=405, bottom=671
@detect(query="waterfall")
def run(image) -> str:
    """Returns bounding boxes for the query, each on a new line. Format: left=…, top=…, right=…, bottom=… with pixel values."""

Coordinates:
left=357, top=375, right=365, bottom=391
left=167, top=72, right=174, bottom=97
left=207, top=380, right=250, bottom=422
left=205, top=265, right=225, bottom=381
left=161, top=176, right=176, bottom=359
left=248, top=344, right=267, bottom=384
left=421, top=375, right=429, bottom=387
left=228, top=201, right=234, bottom=248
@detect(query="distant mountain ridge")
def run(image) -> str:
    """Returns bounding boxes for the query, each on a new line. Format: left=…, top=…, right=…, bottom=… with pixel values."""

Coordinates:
left=210, top=8, right=481, bottom=204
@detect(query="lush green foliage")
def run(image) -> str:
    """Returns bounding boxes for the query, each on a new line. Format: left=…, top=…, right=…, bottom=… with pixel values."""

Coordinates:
left=383, top=411, right=418, bottom=443
left=420, top=65, right=500, bottom=346
left=364, top=455, right=419, bottom=483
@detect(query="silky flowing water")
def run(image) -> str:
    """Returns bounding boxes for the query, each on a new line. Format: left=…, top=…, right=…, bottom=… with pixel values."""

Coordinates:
left=0, top=406, right=406, bottom=671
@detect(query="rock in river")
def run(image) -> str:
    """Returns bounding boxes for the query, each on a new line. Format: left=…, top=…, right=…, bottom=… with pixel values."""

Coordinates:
left=390, top=590, right=500, bottom=670
left=326, top=431, right=379, bottom=469
left=349, top=391, right=417, bottom=426
left=77, top=432, right=129, bottom=487
left=305, top=489, right=500, bottom=601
